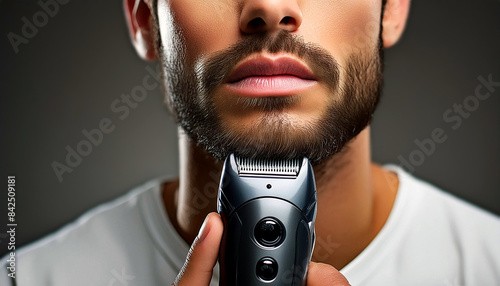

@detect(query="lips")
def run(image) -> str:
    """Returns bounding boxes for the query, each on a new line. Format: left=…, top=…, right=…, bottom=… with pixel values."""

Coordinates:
left=225, top=56, right=318, bottom=97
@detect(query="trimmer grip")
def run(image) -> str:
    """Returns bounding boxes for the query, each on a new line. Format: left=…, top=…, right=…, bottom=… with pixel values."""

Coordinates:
left=218, top=154, right=317, bottom=286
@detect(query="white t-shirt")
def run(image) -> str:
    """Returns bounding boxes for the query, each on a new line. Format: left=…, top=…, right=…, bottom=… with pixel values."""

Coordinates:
left=1, top=166, right=499, bottom=286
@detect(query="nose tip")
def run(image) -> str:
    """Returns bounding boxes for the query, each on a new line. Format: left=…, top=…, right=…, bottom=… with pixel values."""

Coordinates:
left=240, top=0, right=303, bottom=34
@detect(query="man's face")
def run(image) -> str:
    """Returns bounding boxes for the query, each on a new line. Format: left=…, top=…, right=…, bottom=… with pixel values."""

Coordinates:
left=154, top=0, right=384, bottom=163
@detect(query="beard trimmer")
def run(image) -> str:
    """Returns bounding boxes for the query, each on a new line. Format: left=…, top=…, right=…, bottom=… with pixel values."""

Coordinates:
left=217, top=153, right=317, bottom=285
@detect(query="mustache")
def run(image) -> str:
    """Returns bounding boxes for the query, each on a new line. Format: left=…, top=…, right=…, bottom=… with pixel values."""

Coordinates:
left=199, top=30, right=340, bottom=96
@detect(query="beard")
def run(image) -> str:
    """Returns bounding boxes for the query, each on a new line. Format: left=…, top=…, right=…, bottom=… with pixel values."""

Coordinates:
left=157, top=30, right=383, bottom=165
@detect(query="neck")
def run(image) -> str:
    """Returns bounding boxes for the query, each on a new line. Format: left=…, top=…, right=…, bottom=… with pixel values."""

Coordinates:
left=163, top=127, right=398, bottom=270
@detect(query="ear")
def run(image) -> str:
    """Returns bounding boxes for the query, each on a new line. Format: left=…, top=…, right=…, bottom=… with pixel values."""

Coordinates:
left=124, top=0, right=156, bottom=61
left=382, top=0, right=410, bottom=48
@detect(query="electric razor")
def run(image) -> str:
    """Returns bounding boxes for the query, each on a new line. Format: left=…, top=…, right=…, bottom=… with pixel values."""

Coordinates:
left=217, top=154, right=317, bottom=285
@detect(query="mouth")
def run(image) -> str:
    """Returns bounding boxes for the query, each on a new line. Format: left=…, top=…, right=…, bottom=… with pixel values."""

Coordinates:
left=224, top=55, right=318, bottom=97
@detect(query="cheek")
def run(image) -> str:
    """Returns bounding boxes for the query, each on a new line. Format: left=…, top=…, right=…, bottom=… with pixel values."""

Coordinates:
left=301, top=0, right=381, bottom=65
left=161, top=0, right=240, bottom=64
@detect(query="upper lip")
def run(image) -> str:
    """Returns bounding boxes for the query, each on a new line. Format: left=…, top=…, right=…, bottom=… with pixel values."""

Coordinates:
left=226, top=55, right=317, bottom=83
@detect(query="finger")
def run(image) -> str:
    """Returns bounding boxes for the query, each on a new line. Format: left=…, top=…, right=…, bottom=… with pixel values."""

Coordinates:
left=174, top=212, right=223, bottom=286
left=306, top=261, right=351, bottom=286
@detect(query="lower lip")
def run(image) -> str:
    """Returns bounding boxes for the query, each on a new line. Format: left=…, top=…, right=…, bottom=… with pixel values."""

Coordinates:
left=225, top=75, right=317, bottom=97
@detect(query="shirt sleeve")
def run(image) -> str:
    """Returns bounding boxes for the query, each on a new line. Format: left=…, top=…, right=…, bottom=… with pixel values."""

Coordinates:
left=1, top=257, right=17, bottom=286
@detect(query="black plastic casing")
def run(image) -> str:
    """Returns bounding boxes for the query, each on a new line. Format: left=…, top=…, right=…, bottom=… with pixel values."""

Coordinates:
left=217, top=154, right=317, bottom=286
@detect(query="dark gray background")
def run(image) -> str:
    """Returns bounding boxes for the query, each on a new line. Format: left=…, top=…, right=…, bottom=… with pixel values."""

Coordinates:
left=1, top=0, right=499, bottom=257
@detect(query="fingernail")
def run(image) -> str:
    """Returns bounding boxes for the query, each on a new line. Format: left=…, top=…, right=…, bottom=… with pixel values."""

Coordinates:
left=197, top=215, right=211, bottom=242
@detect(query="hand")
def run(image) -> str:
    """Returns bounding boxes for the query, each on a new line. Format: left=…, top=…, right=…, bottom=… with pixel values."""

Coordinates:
left=173, top=212, right=350, bottom=285
left=173, top=212, right=223, bottom=286
left=306, top=262, right=351, bottom=286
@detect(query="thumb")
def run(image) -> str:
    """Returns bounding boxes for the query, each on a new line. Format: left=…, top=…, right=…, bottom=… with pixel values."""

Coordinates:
left=173, top=212, right=223, bottom=286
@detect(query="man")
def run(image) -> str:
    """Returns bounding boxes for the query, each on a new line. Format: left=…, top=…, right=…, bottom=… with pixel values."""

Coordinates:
left=2, top=0, right=499, bottom=285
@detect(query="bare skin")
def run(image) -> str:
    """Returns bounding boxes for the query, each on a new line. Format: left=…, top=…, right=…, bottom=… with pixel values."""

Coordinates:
left=125, top=0, right=410, bottom=284
left=164, top=128, right=399, bottom=267
left=163, top=129, right=398, bottom=285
